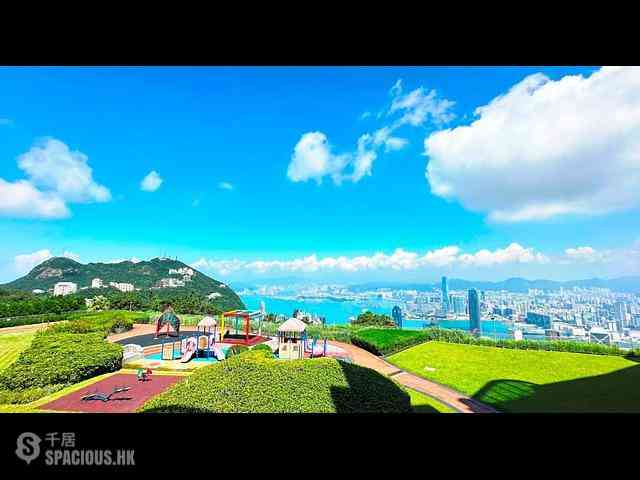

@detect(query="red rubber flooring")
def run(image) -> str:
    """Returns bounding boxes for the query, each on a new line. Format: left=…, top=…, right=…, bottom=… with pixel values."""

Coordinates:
left=40, top=373, right=185, bottom=413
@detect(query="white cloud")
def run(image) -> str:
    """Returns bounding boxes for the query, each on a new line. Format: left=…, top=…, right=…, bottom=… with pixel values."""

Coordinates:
left=18, top=138, right=111, bottom=203
left=564, top=246, right=610, bottom=263
left=13, top=250, right=80, bottom=274
left=458, top=243, right=550, bottom=267
left=287, top=132, right=349, bottom=184
left=192, top=243, right=550, bottom=276
left=1, top=138, right=110, bottom=219
left=287, top=80, right=454, bottom=185
left=218, top=182, right=234, bottom=190
left=140, top=170, right=163, bottom=192
left=0, top=179, right=70, bottom=219
left=384, top=137, right=409, bottom=152
left=14, top=249, right=53, bottom=274
left=426, top=66, right=640, bottom=222
left=390, top=87, right=456, bottom=127
left=360, top=111, right=372, bottom=120
left=62, top=251, right=80, bottom=262
left=102, top=257, right=142, bottom=264
left=390, top=79, right=403, bottom=97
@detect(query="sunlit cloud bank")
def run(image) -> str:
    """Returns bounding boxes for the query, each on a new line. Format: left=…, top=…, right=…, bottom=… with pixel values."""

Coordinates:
left=192, top=243, right=552, bottom=277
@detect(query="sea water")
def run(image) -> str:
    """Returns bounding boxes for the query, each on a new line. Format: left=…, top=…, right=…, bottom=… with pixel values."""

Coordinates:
left=240, top=294, right=511, bottom=338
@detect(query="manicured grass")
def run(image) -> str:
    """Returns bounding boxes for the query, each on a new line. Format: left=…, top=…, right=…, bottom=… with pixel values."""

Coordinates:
left=0, top=331, right=36, bottom=371
left=405, top=387, right=456, bottom=413
left=389, top=341, right=640, bottom=413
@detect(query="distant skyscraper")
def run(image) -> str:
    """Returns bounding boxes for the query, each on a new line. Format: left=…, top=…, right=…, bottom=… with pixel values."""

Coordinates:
left=451, top=295, right=465, bottom=315
left=441, top=276, right=450, bottom=314
left=468, top=288, right=481, bottom=335
left=392, top=306, right=403, bottom=329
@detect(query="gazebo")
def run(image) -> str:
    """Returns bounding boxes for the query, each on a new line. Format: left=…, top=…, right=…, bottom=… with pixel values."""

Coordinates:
left=197, top=315, right=217, bottom=336
left=221, top=309, right=266, bottom=345
left=277, top=318, right=307, bottom=360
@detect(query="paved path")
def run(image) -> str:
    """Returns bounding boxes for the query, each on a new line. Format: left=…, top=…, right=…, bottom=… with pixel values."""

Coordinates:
left=329, top=341, right=497, bottom=414
left=107, top=323, right=157, bottom=343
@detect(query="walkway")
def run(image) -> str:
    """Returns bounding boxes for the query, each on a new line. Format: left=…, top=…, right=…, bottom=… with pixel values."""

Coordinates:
left=329, top=341, right=497, bottom=414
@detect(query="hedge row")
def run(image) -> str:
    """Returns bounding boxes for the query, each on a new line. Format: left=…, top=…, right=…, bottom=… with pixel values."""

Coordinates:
left=351, top=327, right=640, bottom=358
left=0, top=384, right=65, bottom=404
left=140, top=350, right=411, bottom=413
left=0, top=311, right=80, bottom=329
left=47, top=312, right=134, bottom=336
left=0, top=332, right=123, bottom=391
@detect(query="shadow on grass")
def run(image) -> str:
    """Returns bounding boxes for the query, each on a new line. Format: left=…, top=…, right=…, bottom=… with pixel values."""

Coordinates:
left=411, top=403, right=442, bottom=413
left=473, top=363, right=640, bottom=413
left=330, top=360, right=412, bottom=413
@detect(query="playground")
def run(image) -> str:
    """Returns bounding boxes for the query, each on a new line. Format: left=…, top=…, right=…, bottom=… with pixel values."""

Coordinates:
left=113, top=307, right=349, bottom=371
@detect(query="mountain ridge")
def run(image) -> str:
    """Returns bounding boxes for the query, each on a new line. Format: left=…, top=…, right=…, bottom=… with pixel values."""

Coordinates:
left=2, top=256, right=245, bottom=309
left=350, top=276, right=640, bottom=293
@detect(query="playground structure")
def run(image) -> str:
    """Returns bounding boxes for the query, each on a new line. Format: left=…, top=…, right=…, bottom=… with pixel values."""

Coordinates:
left=221, top=309, right=267, bottom=345
left=305, top=336, right=328, bottom=358
left=155, top=306, right=181, bottom=338
left=194, top=316, right=225, bottom=360
left=137, top=368, right=153, bottom=381
left=277, top=318, right=306, bottom=359
left=276, top=317, right=326, bottom=359
left=155, top=315, right=228, bottom=363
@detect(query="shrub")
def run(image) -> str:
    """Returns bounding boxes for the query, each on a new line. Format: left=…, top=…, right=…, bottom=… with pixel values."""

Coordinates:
left=48, top=312, right=133, bottom=336
left=0, top=384, right=65, bottom=404
left=225, top=344, right=250, bottom=358
left=251, top=344, right=274, bottom=357
left=351, top=311, right=396, bottom=327
left=139, top=352, right=411, bottom=413
left=87, top=295, right=110, bottom=312
left=0, top=332, right=123, bottom=390
left=0, top=312, right=79, bottom=329
left=351, top=327, right=640, bottom=358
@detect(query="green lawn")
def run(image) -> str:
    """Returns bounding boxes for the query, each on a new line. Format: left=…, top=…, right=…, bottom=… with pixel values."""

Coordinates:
left=405, top=387, right=456, bottom=413
left=388, top=341, right=640, bottom=413
left=0, top=331, right=36, bottom=371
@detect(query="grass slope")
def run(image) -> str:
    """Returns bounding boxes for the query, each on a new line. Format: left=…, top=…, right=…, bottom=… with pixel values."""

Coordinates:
left=389, top=342, right=640, bottom=413
left=0, top=331, right=36, bottom=371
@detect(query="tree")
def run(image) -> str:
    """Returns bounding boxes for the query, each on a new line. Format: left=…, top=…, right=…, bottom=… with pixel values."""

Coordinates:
left=87, top=295, right=110, bottom=311
left=352, top=311, right=396, bottom=327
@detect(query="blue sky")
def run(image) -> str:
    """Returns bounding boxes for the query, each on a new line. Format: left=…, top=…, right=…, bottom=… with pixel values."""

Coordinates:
left=1, top=66, right=639, bottom=283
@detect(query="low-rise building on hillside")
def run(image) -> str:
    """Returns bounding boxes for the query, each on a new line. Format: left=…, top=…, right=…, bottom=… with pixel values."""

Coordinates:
left=53, top=282, right=78, bottom=296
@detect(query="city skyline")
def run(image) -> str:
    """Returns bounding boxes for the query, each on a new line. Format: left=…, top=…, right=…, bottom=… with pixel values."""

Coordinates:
left=1, top=66, right=639, bottom=283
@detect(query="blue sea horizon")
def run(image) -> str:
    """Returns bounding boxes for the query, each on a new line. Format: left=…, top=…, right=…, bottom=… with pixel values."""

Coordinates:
left=240, top=294, right=512, bottom=338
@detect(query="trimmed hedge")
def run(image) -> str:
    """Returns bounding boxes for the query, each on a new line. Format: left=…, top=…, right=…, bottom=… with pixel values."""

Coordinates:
left=47, top=312, right=133, bottom=336
left=351, top=327, right=640, bottom=358
left=251, top=344, right=274, bottom=357
left=140, top=350, right=411, bottom=413
left=0, top=331, right=123, bottom=391
left=0, top=384, right=65, bottom=405
left=225, top=344, right=250, bottom=358
left=0, top=312, right=80, bottom=329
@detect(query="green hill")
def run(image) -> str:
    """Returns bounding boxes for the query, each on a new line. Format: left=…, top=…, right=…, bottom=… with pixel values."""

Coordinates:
left=2, top=257, right=244, bottom=311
